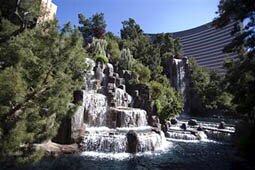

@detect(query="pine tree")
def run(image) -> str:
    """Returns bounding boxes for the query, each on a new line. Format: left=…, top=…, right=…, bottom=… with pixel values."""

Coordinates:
left=0, top=20, right=87, bottom=165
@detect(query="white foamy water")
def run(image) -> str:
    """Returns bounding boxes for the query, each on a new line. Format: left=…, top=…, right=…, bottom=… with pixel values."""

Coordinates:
left=81, top=140, right=173, bottom=160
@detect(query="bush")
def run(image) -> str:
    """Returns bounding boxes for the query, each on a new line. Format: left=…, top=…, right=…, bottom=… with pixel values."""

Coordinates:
left=149, top=81, right=183, bottom=121
left=130, top=60, right=151, bottom=83
left=95, top=54, right=109, bottom=64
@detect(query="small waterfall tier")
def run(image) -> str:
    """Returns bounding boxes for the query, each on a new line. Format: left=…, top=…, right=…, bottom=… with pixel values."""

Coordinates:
left=165, top=119, right=234, bottom=142
left=83, top=92, right=109, bottom=127
left=107, top=107, right=147, bottom=128
left=81, top=127, right=165, bottom=153
left=71, top=58, right=167, bottom=154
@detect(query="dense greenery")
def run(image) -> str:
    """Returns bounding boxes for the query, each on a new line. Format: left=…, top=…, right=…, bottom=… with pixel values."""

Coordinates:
left=213, top=0, right=255, bottom=163
left=150, top=80, right=183, bottom=121
left=188, top=58, right=234, bottom=115
left=0, top=7, right=184, bottom=166
left=0, top=0, right=42, bottom=43
left=119, top=18, right=184, bottom=118
left=0, top=17, right=87, bottom=165
left=78, top=13, right=106, bottom=43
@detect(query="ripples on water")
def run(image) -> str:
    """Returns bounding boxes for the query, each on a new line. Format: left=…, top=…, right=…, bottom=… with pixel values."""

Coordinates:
left=22, top=140, right=237, bottom=170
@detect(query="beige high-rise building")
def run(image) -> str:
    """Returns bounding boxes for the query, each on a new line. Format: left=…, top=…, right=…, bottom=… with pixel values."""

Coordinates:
left=38, top=0, right=57, bottom=23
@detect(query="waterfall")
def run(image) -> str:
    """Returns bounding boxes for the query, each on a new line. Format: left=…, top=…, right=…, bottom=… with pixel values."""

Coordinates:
left=114, top=88, right=132, bottom=107
left=107, top=107, right=147, bottom=128
left=83, top=92, right=109, bottom=127
left=173, top=58, right=186, bottom=95
left=165, top=119, right=234, bottom=142
left=166, top=131, right=198, bottom=140
left=82, top=128, right=127, bottom=152
left=81, top=127, right=166, bottom=153
left=71, top=58, right=167, bottom=154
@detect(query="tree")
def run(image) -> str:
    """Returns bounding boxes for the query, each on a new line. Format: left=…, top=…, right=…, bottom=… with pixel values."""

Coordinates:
left=78, top=13, right=106, bottom=43
left=130, top=60, right=151, bottom=83
left=214, top=1, right=255, bottom=162
left=188, top=58, right=234, bottom=115
left=105, top=33, right=121, bottom=64
left=0, top=20, right=87, bottom=165
left=119, top=48, right=134, bottom=70
left=120, top=18, right=143, bottom=40
left=150, top=81, right=183, bottom=121
left=213, top=0, right=255, bottom=56
left=0, top=0, right=42, bottom=43
left=90, top=38, right=108, bottom=57
left=213, top=0, right=255, bottom=118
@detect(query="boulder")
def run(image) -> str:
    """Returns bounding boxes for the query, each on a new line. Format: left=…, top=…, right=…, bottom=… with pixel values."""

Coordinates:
left=161, top=124, right=168, bottom=133
left=108, top=76, right=116, bottom=84
left=126, top=130, right=139, bottom=153
left=218, top=121, right=226, bottom=129
left=188, top=119, right=198, bottom=126
left=197, top=125, right=203, bottom=131
left=170, top=118, right=178, bottom=125
left=166, top=121, right=171, bottom=128
left=180, top=123, right=187, bottom=130
left=148, top=115, right=161, bottom=129
left=73, top=90, right=83, bottom=103
left=118, top=84, right=126, bottom=91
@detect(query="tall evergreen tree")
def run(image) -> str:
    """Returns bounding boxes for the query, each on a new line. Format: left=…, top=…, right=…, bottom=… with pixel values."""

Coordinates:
left=0, top=0, right=42, bottom=43
left=0, top=20, right=87, bottom=165
left=213, top=0, right=255, bottom=163
left=78, top=13, right=106, bottom=44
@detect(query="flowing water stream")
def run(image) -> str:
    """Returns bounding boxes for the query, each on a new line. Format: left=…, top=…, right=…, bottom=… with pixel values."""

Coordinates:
left=20, top=59, right=241, bottom=170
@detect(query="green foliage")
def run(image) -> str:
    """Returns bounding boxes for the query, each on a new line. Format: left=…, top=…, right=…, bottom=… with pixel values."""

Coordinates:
left=213, top=0, right=254, bottom=56
left=95, top=54, right=109, bottom=64
left=224, top=58, right=255, bottom=117
left=120, top=18, right=143, bottom=40
left=105, top=33, right=121, bottom=64
left=150, top=81, right=163, bottom=100
left=0, top=0, right=41, bottom=43
left=78, top=13, right=106, bottom=43
left=214, top=1, right=255, bottom=162
left=150, top=81, right=183, bottom=121
left=0, top=20, right=87, bottom=165
left=130, top=60, right=151, bottom=83
left=119, top=48, right=134, bottom=70
left=90, top=38, right=108, bottom=57
left=153, top=33, right=183, bottom=58
left=189, top=58, right=234, bottom=115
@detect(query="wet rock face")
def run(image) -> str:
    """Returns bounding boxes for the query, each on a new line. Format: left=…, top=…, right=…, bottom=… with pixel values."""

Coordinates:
left=73, top=90, right=83, bottom=103
left=148, top=115, right=161, bottom=129
left=108, top=107, right=147, bottom=128
left=126, top=130, right=139, bottom=153
left=188, top=119, right=198, bottom=126
left=170, top=118, right=178, bottom=125
left=197, top=125, right=203, bottom=131
left=218, top=121, right=226, bottom=129
left=181, top=123, right=187, bottom=130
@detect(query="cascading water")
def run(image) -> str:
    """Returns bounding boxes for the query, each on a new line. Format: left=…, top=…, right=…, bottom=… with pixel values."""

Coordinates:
left=74, top=58, right=167, bottom=154
left=114, top=88, right=132, bottom=107
left=165, top=119, right=234, bottom=142
left=173, top=58, right=186, bottom=95
left=83, top=92, right=109, bottom=127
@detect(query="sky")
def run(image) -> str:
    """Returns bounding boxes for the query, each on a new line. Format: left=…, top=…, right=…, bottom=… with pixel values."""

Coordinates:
left=53, top=0, right=220, bottom=35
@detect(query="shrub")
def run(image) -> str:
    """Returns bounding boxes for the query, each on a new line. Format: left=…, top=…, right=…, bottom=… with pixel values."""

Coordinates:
left=130, top=60, right=151, bottom=83
left=95, top=54, right=109, bottom=64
